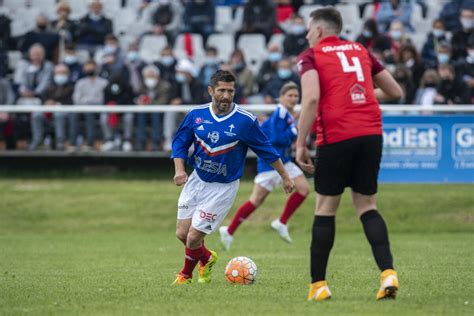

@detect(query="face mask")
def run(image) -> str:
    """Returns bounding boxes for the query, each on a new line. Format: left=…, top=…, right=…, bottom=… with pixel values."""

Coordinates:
left=204, top=57, right=218, bottom=65
left=27, top=64, right=39, bottom=73
left=37, top=24, right=47, bottom=30
left=291, top=24, right=306, bottom=35
left=432, top=29, right=444, bottom=38
left=405, top=58, right=415, bottom=68
left=437, top=53, right=450, bottom=64
left=54, top=74, right=68, bottom=85
left=127, top=51, right=140, bottom=62
left=268, top=52, right=282, bottom=62
left=160, top=55, right=174, bottom=66
left=390, top=30, right=402, bottom=40
left=158, top=0, right=169, bottom=4
left=175, top=73, right=187, bottom=83
left=363, top=30, right=373, bottom=38
left=278, top=69, right=292, bottom=79
left=460, top=17, right=473, bottom=30
left=145, top=78, right=158, bottom=88
left=110, top=83, right=121, bottom=95
left=468, top=50, right=474, bottom=59
left=233, top=62, right=244, bottom=72
left=63, top=55, right=77, bottom=64
left=89, top=13, right=101, bottom=21
left=103, top=45, right=117, bottom=55
left=84, top=70, right=95, bottom=77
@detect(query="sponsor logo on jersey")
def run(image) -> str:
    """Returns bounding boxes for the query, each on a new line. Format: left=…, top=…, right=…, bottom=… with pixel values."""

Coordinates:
left=208, top=131, right=220, bottom=143
left=197, top=125, right=204, bottom=131
left=383, top=124, right=441, bottom=159
left=195, top=117, right=202, bottom=124
left=178, top=203, right=188, bottom=210
left=350, top=84, right=366, bottom=104
left=195, top=156, right=228, bottom=176
left=224, top=124, right=236, bottom=137
left=452, top=124, right=474, bottom=160
left=203, top=120, right=213, bottom=124
left=199, top=210, right=217, bottom=223
left=322, top=43, right=362, bottom=53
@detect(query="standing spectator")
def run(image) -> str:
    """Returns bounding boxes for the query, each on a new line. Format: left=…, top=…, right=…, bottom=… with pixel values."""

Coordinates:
left=198, top=46, right=220, bottom=86
left=451, top=6, right=474, bottom=61
left=399, top=44, right=425, bottom=92
left=135, top=65, right=171, bottom=151
left=435, top=63, right=470, bottom=105
left=100, top=76, right=135, bottom=152
left=422, top=19, right=449, bottom=69
left=155, top=46, right=177, bottom=83
left=182, top=0, right=215, bottom=45
left=29, top=64, right=74, bottom=151
left=228, top=49, right=255, bottom=97
left=282, top=14, right=308, bottom=57
left=0, top=76, right=15, bottom=149
left=61, top=44, right=83, bottom=83
left=376, top=0, right=414, bottom=33
left=262, top=58, right=300, bottom=104
left=19, top=14, right=60, bottom=62
left=235, top=0, right=276, bottom=45
left=75, top=0, right=113, bottom=55
left=16, top=44, right=54, bottom=100
left=256, top=43, right=283, bottom=90
left=356, top=19, right=391, bottom=53
left=72, top=60, right=108, bottom=150
left=51, top=1, right=76, bottom=44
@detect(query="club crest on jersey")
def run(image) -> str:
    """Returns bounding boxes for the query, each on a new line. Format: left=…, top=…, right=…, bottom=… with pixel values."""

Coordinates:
left=208, top=131, right=220, bottom=143
left=224, top=124, right=236, bottom=137
left=350, top=83, right=367, bottom=104
left=195, top=117, right=202, bottom=124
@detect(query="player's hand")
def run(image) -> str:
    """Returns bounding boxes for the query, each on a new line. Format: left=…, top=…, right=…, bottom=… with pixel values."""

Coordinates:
left=296, top=146, right=315, bottom=174
left=173, top=171, right=188, bottom=186
left=282, top=176, right=295, bottom=194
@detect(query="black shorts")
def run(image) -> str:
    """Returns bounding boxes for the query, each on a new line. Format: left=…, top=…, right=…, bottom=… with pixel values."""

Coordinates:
left=314, top=135, right=382, bottom=196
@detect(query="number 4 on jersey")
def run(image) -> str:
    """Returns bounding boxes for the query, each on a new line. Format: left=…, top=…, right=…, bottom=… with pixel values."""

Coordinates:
left=336, top=52, right=365, bottom=82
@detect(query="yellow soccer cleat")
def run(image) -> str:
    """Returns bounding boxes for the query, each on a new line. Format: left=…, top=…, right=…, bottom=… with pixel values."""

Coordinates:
left=307, top=280, right=332, bottom=301
left=198, top=250, right=218, bottom=284
left=376, top=269, right=399, bottom=300
left=171, top=273, right=192, bottom=285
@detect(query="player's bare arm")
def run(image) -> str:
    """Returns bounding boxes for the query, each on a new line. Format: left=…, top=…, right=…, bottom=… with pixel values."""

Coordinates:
left=296, top=69, right=320, bottom=174
left=173, top=158, right=188, bottom=186
left=270, top=159, right=295, bottom=194
left=373, top=70, right=403, bottom=102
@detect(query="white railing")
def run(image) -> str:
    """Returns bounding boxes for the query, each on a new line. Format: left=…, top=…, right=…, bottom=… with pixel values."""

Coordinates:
left=1, top=104, right=474, bottom=113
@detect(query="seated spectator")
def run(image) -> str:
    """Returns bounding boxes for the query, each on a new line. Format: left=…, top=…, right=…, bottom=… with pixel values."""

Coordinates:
left=282, top=14, right=308, bottom=57
left=75, top=0, right=113, bottom=55
left=439, top=0, right=469, bottom=32
left=125, top=42, right=147, bottom=94
left=235, top=0, right=276, bottom=44
left=399, top=44, right=425, bottom=93
left=228, top=49, right=255, bottom=97
left=135, top=65, right=172, bottom=151
left=387, top=20, right=410, bottom=61
left=154, top=46, right=177, bottom=83
left=19, top=14, right=60, bottom=62
left=29, top=64, right=74, bottom=151
left=0, top=76, right=15, bottom=149
left=163, top=59, right=206, bottom=151
left=451, top=6, right=474, bottom=61
left=356, top=19, right=391, bottom=53
left=274, top=0, right=296, bottom=30
left=182, top=0, right=215, bottom=45
left=422, top=19, right=449, bottom=69
left=415, top=69, right=440, bottom=107
left=256, top=43, right=283, bottom=90
left=16, top=44, right=54, bottom=100
left=262, top=58, right=300, bottom=104
left=100, top=75, right=135, bottom=152
left=61, top=44, right=83, bottom=83
left=435, top=63, right=470, bottom=104
left=98, top=35, right=129, bottom=82
left=51, top=1, right=76, bottom=44
left=436, top=41, right=454, bottom=67
left=72, top=60, right=108, bottom=150
left=198, top=46, right=220, bottom=86
left=454, top=36, right=474, bottom=103
left=376, top=0, right=414, bottom=33
left=391, top=64, right=415, bottom=104
left=149, top=0, right=183, bottom=44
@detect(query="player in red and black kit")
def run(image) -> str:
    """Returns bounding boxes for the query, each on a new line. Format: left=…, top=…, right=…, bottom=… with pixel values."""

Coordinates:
left=295, top=7, right=403, bottom=301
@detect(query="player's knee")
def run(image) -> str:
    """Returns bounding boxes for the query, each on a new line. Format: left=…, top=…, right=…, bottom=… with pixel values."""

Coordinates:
left=249, top=197, right=263, bottom=208
left=297, top=185, right=310, bottom=197
left=176, top=229, right=187, bottom=244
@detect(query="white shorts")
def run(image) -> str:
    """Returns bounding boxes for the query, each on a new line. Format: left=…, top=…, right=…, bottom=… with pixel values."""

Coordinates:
left=254, top=161, right=303, bottom=192
left=177, top=171, right=239, bottom=234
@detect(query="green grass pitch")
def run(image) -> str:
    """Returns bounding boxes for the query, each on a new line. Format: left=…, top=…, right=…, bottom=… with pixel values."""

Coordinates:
left=0, top=178, right=473, bottom=315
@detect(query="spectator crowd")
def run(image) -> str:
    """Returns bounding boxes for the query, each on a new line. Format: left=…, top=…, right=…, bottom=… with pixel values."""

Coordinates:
left=0, top=0, right=472, bottom=152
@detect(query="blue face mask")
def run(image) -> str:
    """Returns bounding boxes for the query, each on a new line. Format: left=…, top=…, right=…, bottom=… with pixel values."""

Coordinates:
left=63, top=55, right=77, bottom=64
left=175, top=73, right=187, bottom=83
left=437, top=53, right=450, bottom=64
left=89, top=13, right=101, bottom=21
left=363, top=30, right=373, bottom=38
left=432, top=29, right=444, bottom=38
left=291, top=24, right=306, bottom=35
left=268, top=52, right=282, bottom=62
left=161, top=55, right=174, bottom=66
left=278, top=69, right=292, bottom=79
left=54, top=74, right=68, bottom=86
left=390, top=30, right=402, bottom=40
left=103, top=45, right=117, bottom=55
left=127, top=51, right=140, bottom=62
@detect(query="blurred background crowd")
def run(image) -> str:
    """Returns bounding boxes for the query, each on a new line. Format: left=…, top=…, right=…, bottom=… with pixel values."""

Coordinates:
left=0, top=0, right=472, bottom=152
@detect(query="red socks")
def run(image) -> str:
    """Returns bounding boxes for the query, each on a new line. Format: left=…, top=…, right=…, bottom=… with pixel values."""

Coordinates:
left=180, top=246, right=203, bottom=277
left=280, top=192, right=306, bottom=224
left=200, top=241, right=211, bottom=266
left=227, top=201, right=256, bottom=235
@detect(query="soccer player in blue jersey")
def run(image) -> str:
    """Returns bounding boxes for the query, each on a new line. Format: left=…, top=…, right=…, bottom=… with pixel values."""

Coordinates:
left=219, top=82, right=310, bottom=250
left=171, top=70, right=295, bottom=285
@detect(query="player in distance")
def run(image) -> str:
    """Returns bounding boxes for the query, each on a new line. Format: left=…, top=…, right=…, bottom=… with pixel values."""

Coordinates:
left=219, top=82, right=310, bottom=250
left=295, top=7, right=403, bottom=301
left=171, top=70, right=295, bottom=285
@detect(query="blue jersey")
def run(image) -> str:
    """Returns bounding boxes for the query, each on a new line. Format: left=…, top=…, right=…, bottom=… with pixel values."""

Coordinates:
left=257, top=104, right=297, bottom=173
left=172, top=103, right=281, bottom=183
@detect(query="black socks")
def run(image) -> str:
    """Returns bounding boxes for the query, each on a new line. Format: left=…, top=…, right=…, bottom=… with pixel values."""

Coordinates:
left=310, top=215, right=335, bottom=283
left=360, top=210, right=394, bottom=271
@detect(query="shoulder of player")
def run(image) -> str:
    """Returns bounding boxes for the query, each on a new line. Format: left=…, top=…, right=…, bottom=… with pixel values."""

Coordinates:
left=235, top=105, right=257, bottom=123
left=187, top=102, right=211, bottom=116
left=297, top=47, right=314, bottom=62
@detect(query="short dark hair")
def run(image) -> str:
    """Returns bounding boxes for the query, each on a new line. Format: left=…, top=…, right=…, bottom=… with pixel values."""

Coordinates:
left=209, top=70, right=236, bottom=88
left=310, top=7, right=343, bottom=34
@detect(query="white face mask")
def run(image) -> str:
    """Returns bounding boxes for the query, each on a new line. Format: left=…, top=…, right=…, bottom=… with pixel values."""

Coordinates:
left=460, top=17, right=473, bottom=30
left=468, top=50, right=474, bottom=59
left=145, top=78, right=158, bottom=89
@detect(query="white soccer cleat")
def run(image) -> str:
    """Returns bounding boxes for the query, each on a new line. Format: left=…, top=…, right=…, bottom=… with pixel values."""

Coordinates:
left=122, top=141, right=132, bottom=152
left=271, top=219, right=292, bottom=243
left=100, top=140, right=115, bottom=152
left=219, top=226, right=233, bottom=251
